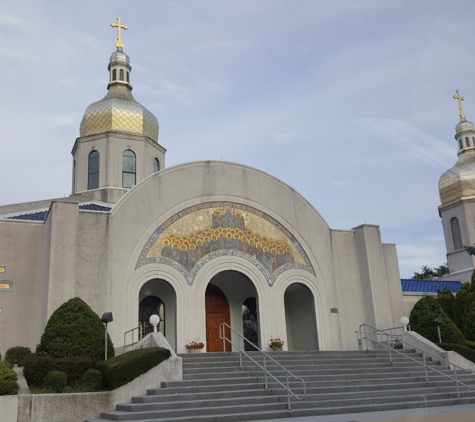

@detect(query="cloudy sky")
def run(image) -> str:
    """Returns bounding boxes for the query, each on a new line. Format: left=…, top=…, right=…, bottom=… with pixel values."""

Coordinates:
left=1, top=1, right=474, bottom=278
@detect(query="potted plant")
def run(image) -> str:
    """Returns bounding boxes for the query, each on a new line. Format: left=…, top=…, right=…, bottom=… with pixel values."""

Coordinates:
left=185, top=341, right=205, bottom=353
left=268, top=337, right=284, bottom=351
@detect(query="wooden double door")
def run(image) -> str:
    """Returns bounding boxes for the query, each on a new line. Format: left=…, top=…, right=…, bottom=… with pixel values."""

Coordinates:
left=205, top=284, right=231, bottom=352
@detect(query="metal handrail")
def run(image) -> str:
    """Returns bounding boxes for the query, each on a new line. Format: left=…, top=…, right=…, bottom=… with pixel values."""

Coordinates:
left=123, top=326, right=142, bottom=346
left=356, top=324, right=475, bottom=401
left=219, top=322, right=306, bottom=410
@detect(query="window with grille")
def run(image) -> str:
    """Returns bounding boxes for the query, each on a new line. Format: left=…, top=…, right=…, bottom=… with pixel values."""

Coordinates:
left=451, top=217, right=463, bottom=250
left=88, top=151, right=99, bottom=190
left=122, top=150, right=136, bottom=188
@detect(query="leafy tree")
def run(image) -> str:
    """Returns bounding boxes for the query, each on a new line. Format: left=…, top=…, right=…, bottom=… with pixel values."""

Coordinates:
left=409, top=295, right=465, bottom=345
left=36, top=297, right=114, bottom=361
left=412, top=263, right=449, bottom=279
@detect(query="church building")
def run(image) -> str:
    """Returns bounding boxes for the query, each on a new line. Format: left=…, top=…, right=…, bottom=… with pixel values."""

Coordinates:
left=0, top=19, right=405, bottom=356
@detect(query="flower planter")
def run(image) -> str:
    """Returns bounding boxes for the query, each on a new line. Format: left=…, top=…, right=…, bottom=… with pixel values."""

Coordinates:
left=272, top=347, right=283, bottom=352
left=188, top=348, right=202, bottom=353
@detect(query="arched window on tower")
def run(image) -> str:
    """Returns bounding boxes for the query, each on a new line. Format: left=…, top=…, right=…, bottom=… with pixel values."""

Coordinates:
left=122, top=150, right=136, bottom=188
left=153, top=158, right=160, bottom=173
left=127, top=71, right=130, bottom=83
left=112, top=69, right=117, bottom=81
left=120, top=69, right=124, bottom=81
left=459, top=139, right=463, bottom=150
left=466, top=137, right=470, bottom=148
left=88, top=151, right=99, bottom=190
left=451, top=217, right=463, bottom=250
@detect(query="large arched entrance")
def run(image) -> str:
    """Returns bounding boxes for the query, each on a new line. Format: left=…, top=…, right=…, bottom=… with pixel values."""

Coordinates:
left=205, top=270, right=260, bottom=352
left=139, top=279, right=177, bottom=351
left=284, top=283, right=318, bottom=350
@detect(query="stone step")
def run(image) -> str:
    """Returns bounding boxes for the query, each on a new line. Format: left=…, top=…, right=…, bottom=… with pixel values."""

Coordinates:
left=86, top=395, right=475, bottom=422
left=87, top=350, right=475, bottom=422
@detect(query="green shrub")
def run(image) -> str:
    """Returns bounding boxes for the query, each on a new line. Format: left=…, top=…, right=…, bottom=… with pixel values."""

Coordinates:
left=81, top=369, right=102, bottom=392
left=97, top=347, right=170, bottom=390
left=437, top=287, right=455, bottom=321
left=465, top=341, right=475, bottom=350
left=36, top=297, right=114, bottom=361
left=0, top=361, right=19, bottom=395
left=5, top=346, right=31, bottom=366
left=44, top=371, right=67, bottom=393
left=409, top=295, right=466, bottom=345
left=438, top=343, right=475, bottom=365
left=23, top=354, right=94, bottom=388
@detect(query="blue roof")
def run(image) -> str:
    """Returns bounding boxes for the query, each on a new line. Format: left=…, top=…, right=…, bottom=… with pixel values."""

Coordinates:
left=401, top=279, right=464, bottom=294
left=6, top=203, right=111, bottom=222
left=8, top=211, right=48, bottom=221
left=79, top=204, right=111, bottom=212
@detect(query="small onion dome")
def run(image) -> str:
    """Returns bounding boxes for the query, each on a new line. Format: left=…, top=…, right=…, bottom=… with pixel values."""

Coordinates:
left=79, top=48, right=159, bottom=142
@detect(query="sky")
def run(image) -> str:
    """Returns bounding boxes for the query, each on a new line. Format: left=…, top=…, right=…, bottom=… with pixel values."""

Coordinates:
left=1, top=0, right=474, bottom=278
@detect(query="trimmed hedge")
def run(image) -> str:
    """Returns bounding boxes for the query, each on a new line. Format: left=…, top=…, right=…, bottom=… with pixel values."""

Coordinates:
left=36, top=297, right=114, bottom=361
left=23, top=354, right=94, bottom=388
left=97, top=347, right=170, bottom=390
left=409, top=295, right=466, bottom=346
left=0, top=361, right=19, bottom=395
left=81, top=369, right=102, bottom=392
left=44, top=371, right=67, bottom=393
left=438, top=343, right=475, bottom=365
left=5, top=346, right=31, bottom=366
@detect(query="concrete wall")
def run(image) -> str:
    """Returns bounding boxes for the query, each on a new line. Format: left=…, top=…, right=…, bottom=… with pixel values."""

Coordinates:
left=1, top=395, right=18, bottom=422
left=0, top=219, right=45, bottom=355
left=17, top=356, right=182, bottom=422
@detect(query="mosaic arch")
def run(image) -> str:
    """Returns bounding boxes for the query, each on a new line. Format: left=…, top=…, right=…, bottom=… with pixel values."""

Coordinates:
left=136, top=202, right=315, bottom=286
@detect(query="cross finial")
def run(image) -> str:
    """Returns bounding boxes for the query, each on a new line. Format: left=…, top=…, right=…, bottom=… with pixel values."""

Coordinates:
left=454, top=89, right=466, bottom=121
left=111, top=16, right=128, bottom=49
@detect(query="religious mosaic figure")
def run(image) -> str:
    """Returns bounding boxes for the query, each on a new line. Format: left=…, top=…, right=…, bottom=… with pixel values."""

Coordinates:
left=157, top=207, right=296, bottom=272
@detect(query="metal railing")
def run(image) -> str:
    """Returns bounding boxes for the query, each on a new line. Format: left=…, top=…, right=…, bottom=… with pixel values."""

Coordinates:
left=124, top=326, right=142, bottom=346
left=219, top=322, right=306, bottom=410
left=356, top=324, right=475, bottom=401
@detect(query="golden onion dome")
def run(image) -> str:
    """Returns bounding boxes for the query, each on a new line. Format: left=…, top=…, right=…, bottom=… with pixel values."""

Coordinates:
left=439, top=119, right=475, bottom=206
left=79, top=48, right=159, bottom=142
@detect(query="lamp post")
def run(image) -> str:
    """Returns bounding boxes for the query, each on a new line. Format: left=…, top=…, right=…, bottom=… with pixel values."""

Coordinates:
left=400, top=316, right=409, bottom=332
left=149, top=314, right=160, bottom=333
left=435, top=315, right=443, bottom=343
left=101, top=312, right=113, bottom=360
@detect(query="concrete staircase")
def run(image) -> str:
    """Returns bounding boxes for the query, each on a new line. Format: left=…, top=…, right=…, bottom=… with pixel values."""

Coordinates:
left=87, top=349, right=475, bottom=422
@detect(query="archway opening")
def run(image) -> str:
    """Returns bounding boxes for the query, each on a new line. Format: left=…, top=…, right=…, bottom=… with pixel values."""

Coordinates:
left=242, top=297, right=259, bottom=351
left=139, top=279, right=177, bottom=351
left=206, top=270, right=260, bottom=352
left=284, top=283, right=318, bottom=350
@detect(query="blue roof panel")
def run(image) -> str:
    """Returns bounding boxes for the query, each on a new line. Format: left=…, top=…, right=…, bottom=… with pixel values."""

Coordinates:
left=401, top=279, right=464, bottom=294
left=8, top=211, right=48, bottom=221
left=6, top=203, right=111, bottom=222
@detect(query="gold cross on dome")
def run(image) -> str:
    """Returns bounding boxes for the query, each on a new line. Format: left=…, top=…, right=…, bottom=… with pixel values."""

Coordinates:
left=111, top=16, right=128, bottom=49
left=454, top=89, right=466, bottom=120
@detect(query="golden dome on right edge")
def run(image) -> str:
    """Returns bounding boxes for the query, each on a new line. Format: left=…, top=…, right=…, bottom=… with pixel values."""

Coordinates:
left=439, top=119, right=475, bottom=207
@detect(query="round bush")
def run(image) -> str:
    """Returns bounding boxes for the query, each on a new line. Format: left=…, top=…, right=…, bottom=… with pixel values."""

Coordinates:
left=36, top=297, right=114, bottom=361
left=44, top=371, right=67, bottom=393
left=0, top=361, right=19, bottom=395
left=5, top=346, right=31, bottom=366
left=81, top=369, right=102, bottom=391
